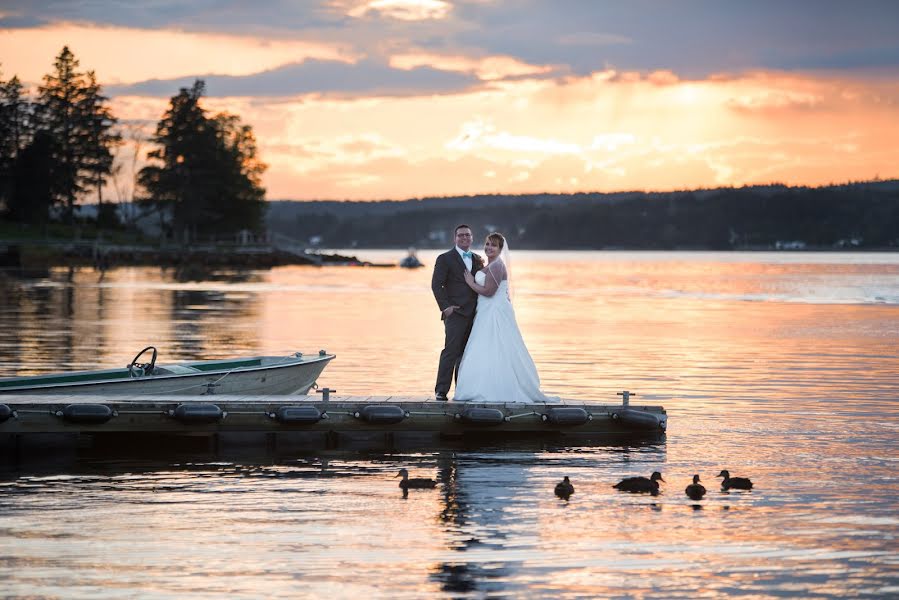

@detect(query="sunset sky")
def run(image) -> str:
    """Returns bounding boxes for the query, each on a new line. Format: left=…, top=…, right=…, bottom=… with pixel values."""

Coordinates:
left=2, top=0, right=898, bottom=201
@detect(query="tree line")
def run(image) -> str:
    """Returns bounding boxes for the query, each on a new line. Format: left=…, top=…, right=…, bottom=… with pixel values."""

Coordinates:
left=266, top=181, right=899, bottom=250
left=0, top=47, right=266, bottom=240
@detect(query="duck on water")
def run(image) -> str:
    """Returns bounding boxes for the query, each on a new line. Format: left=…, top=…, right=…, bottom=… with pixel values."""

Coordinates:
left=554, top=476, right=575, bottom=499
left=396, top=468, right=437, bottom=490
left=718, top=469, right=753, bottom=490
left=613, top=471, right=664, bottom=494
left=685, top=474, right=706, bottom=500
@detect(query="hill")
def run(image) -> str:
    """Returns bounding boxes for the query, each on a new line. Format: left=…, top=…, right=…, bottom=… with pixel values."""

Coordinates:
left=265, top=180, right=899, bottom=250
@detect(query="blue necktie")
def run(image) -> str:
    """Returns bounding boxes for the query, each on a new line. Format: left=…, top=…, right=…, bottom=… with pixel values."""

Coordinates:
left=463, top=251, right=472, bottom=259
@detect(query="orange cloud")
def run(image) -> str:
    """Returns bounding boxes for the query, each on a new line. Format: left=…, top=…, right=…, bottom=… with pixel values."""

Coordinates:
left=390, top=52, right=553, bottom=80
left=101, top=68, right=899, bottom=200
left=343, top=0, right=453, bottom=21
left=0, top=23, right=357, bottom=85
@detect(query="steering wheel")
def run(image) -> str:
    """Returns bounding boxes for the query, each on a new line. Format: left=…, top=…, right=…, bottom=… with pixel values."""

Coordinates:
left=128, top=346, right=158, bottom=377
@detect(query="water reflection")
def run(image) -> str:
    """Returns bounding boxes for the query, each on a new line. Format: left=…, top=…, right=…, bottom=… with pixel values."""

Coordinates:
left=2, top=257, right=898, bottom=411
left=432, top=450, right=521, bottom=595
left=0, top=267, right=263, bottom=375
left=426, top=438, right=670, bottom=596
left=1, top=253, right=897, bottom=598
left=0, top=426, right=896, bottom=599
left=165, top=265, right=263, bottom=284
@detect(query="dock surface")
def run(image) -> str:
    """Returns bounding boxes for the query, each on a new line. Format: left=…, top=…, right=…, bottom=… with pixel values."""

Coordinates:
left=1, top=394, right=667, bottom=458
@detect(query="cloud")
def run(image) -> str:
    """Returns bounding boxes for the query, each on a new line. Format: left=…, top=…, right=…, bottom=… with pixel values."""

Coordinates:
left=557, top=32, right=632, bottom=47
left=344, top=0, right=453, bottom=21
left=0, top=23, right=357, bottom=86
left=105, top=65, right=899, bottom=200
left=5, top=1, right=899, bottom=82
left=389, top=52, right=554, bottom=80
left=8, top=1, right=899, bottom=200
left=726, top=90, right=824, bottom=112
left=242, top=69, right=899, bottom=198
left=0, top=0, right=343, bottom=32
left=107, top=58, right=481, bottom=97
left=267, top=133, right=408, bottom=174
left=446, top=118, right=581, bottom=154
left=590, top=134, right=636, bottom=152
left=0, top=14, right=44, bottom=28
left=450, top=1, right=899, bottom=78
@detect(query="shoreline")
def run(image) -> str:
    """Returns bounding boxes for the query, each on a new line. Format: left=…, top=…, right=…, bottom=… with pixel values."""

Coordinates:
left=2, top=241, right=897, bottom=272
left=0, top=241, right=390, bottom=270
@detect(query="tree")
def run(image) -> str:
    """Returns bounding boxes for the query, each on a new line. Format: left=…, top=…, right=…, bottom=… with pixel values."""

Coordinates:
left=139, top=80, right=267, bottom=241
left=7, top=132, right=57, bottom=224
left=210, top=113, right=266, bottom=232
left=138, top=80, right=211, bottom=240
left=80, top=70, right=121, bottom=226
left=36, top=46, right=119, bottom=224
left=0, top=69, right=32, bottom=214
left=80, top=71, right=121, bottom=202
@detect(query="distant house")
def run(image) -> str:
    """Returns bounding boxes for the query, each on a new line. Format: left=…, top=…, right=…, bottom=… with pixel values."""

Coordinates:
left=428, top=230, right=448, bottom=244
left=775, top=240, right=807, bottom=250
left=236, top=229, right=255, bottom=245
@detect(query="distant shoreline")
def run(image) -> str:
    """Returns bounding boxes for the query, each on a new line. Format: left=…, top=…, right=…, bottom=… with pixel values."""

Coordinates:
left=0, top=240, right=385, bottom=270
left=2, top=241, right=896, bottom=272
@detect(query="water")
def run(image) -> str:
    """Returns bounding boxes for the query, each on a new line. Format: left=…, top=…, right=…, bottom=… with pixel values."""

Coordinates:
left=1, top=251, right=898, bottom=598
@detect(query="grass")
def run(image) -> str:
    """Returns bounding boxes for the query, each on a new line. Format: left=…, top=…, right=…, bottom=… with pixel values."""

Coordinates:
left=0, top=220, right=150, bottom=245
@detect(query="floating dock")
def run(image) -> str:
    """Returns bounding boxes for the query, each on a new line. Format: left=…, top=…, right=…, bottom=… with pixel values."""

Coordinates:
left=0, top=393, right=666, bottom=458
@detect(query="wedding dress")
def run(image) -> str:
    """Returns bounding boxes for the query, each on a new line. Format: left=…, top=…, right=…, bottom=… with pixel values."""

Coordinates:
left=453, top=261, right=556, bottom=403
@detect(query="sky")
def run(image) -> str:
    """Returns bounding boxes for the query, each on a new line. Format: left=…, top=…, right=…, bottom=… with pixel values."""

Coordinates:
left=1, top=0, right=898, bottom=201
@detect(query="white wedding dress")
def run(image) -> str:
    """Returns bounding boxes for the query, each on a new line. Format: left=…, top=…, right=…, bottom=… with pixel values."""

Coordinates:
left=453, top=264, right=556, bottom=403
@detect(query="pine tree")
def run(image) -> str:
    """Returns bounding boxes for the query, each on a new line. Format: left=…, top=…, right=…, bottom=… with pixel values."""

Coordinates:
left=210, top=113, right=266, bottom=233
left=8, top=132, right=56, bottom=224
left=80, top=70, right=121, bottom=225
left=139, top=80, right=266, bottom=241
left=36, top=46, right=119, bottom=224
left=0, top=69, right=32, bottom=214
left=0, top=73, right=30, bottom=160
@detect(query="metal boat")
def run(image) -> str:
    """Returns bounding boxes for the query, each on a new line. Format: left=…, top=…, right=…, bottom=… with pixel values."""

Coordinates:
left=0, top=347, right=335, bottom=396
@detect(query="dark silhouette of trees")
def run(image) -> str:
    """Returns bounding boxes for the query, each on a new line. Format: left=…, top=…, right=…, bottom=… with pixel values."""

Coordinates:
left=7, top=132, right=56, bottom=224
left=138, top=80, right=266, bottom=241
left=2, top=52, right=266, bottom=236
left=211, top=113, right=266, bottom=233
left=80, top=70, right=121, bottom=226
left=35, top=46, right=119, bottom=224
left=266, top=183, right=899, bottom=250
left=0, top=70, right=33, bottom=215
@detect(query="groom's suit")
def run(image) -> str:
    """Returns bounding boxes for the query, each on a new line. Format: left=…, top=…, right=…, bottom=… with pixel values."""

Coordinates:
left=432, top=247, right=484, bottom=398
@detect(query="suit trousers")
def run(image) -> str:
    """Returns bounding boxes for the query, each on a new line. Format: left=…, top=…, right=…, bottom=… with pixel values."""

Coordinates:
left=435, top=311, right=475, bottom=397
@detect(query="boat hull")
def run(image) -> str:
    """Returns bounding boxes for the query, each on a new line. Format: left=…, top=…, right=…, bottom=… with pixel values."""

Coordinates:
left=0, top=354, right=334, bottom=396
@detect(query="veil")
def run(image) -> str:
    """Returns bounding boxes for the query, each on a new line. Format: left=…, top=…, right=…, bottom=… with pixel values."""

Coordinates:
left=485, top=232, right=513, bottom=301
left=501, top=237, right=513, bottom=301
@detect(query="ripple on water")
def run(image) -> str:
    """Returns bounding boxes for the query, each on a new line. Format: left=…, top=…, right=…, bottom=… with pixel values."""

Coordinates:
left=2, top=254, right=898, bottom=597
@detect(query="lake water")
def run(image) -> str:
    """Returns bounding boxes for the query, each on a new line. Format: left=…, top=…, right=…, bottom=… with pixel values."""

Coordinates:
left=1, top=251, right=898, bottom=598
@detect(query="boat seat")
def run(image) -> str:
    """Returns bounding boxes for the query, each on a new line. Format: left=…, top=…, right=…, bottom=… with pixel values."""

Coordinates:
left=153, top=365, right=202, bottom=375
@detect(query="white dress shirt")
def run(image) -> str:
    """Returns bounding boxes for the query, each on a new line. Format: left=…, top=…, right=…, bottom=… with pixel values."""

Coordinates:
left=456, top=246, right=472, bottom=271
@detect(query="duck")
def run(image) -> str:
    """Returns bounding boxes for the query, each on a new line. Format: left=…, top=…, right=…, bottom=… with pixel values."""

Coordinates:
left=396, top=468, right=437, bottom=490
left=685, top=474, right=706, bottom=500
left=717, top=469, right=753, bottom=490
left=613, top=471, right=664, bottom=494
left=554, top=476, right=575, bottom=498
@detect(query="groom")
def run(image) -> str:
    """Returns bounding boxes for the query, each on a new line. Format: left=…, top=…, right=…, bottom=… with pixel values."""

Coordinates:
left=431, top=224, right=484, bottom=401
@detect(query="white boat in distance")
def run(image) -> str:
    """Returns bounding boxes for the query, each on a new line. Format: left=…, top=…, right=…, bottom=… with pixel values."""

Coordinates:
left=0, top=347, right=335, bottom=396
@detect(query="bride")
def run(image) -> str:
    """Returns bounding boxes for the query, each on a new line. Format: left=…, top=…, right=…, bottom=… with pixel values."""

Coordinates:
left=453, top=233, right=556, bottom=403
